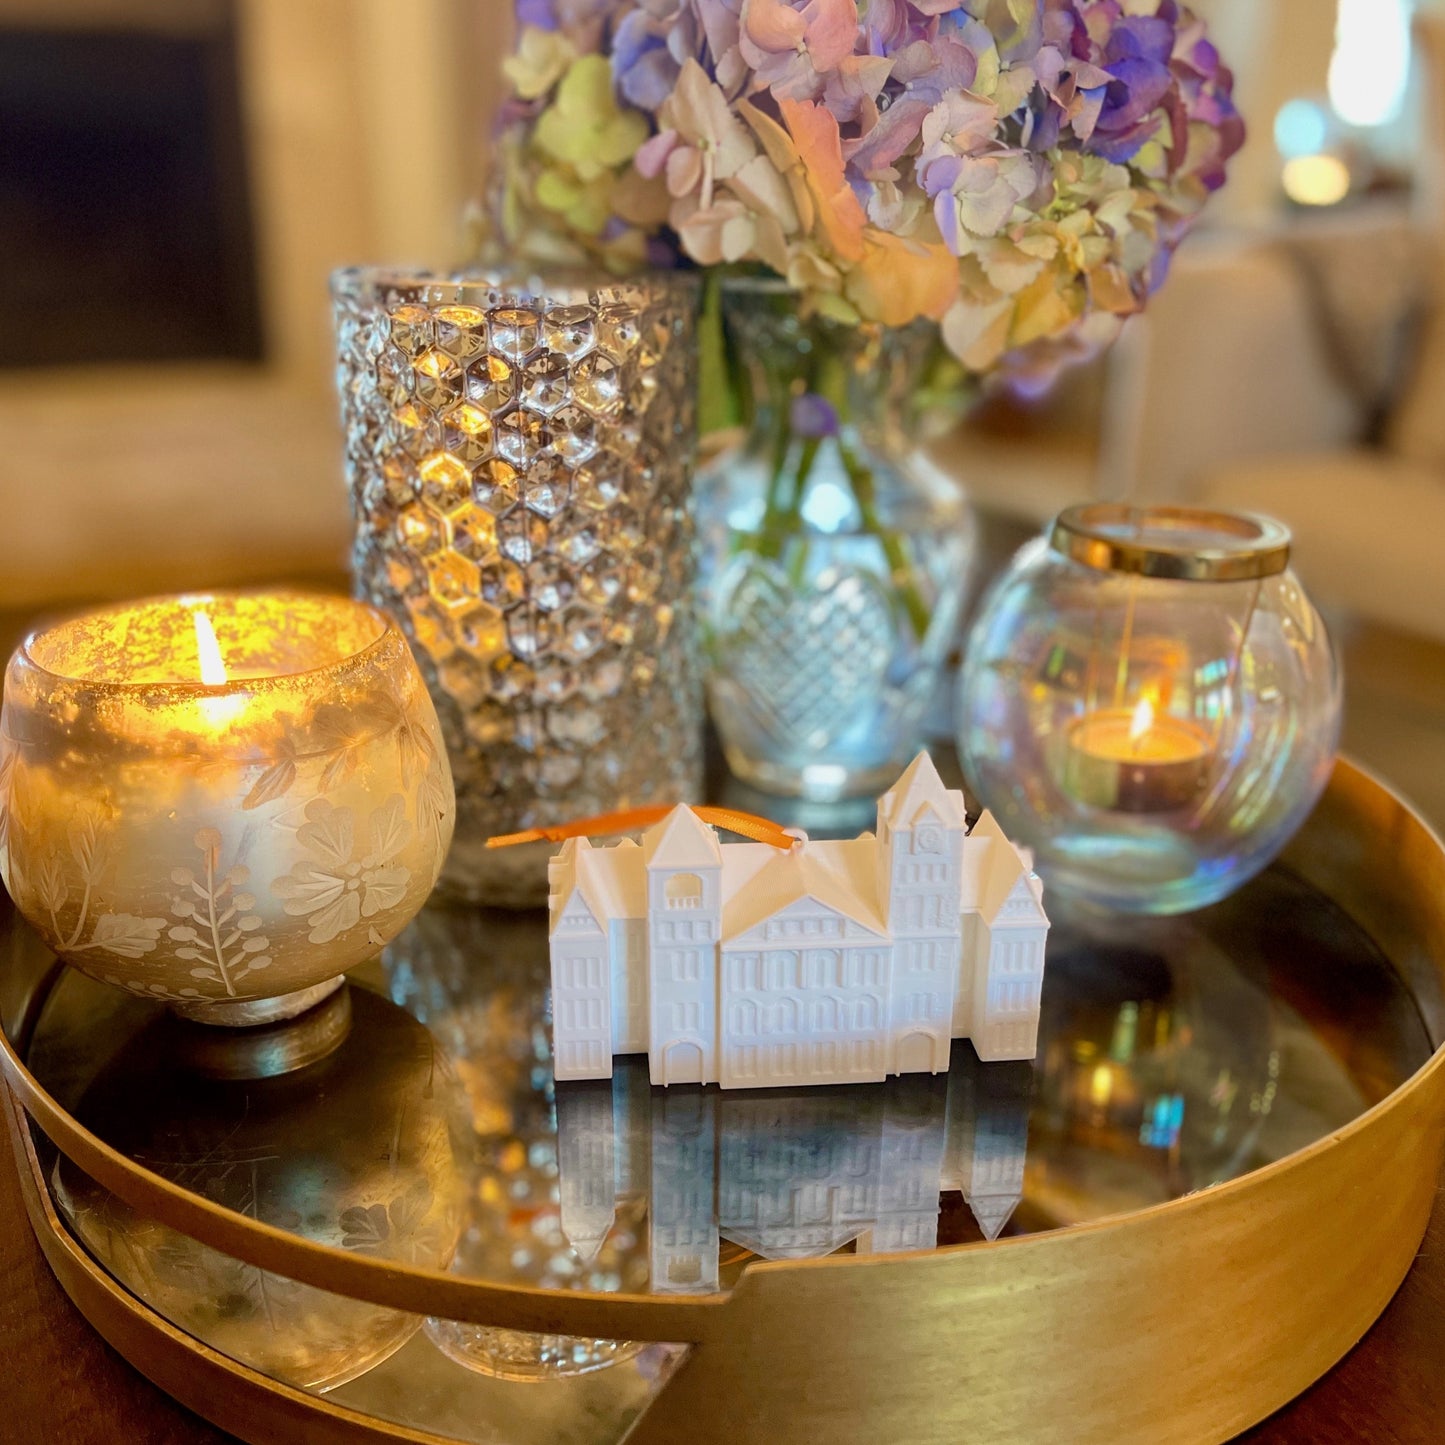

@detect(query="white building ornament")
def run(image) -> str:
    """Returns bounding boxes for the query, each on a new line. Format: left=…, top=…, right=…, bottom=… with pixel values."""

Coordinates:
left=548, top=754, right=1050, bottom=1089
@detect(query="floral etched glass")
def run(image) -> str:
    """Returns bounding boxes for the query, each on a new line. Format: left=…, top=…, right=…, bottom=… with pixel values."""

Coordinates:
left=334, top=268, right=702, bottom=906
left=695, top=280, right=974, bottom=802
left=0, top=591, right=454, bottom=1023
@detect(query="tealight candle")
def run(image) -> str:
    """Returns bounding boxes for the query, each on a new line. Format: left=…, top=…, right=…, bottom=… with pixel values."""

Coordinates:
left=961, top=503, right=1341, bottom=913
left=0, top=591, right=455, bottom=1025
left=1063, top=698, right=1212, bottom=814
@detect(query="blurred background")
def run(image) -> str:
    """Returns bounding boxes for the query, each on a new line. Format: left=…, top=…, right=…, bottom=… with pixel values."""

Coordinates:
left=1, top=0, right=1443, bottom=817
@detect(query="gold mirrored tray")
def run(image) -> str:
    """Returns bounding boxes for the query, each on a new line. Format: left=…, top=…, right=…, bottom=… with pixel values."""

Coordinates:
left=3, top=758, right=1444, bottom=1445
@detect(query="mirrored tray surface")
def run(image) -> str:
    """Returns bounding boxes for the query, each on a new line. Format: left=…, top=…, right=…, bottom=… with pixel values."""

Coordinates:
left=17, top=862, right=1432, bottom=1298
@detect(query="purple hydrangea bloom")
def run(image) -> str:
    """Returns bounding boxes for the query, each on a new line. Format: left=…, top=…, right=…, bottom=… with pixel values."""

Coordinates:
left=497, top=0, right=1245, bottom=380
left=1079, top=7, right=1178, bottom=162
left=613, top=7, right=681, bottom=110
left=790, top=393, right=841, bottom=439
left=521, top=0, right=625, bottom=36
left=862, top=0, right=938, bottom=54
left=846, top=36, right=980, bottom=175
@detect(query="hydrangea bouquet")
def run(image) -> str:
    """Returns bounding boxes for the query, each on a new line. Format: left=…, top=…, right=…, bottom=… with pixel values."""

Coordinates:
left=489, top=0, right=1243, bottom=392
left=484, top=1, right=1243, bottom=794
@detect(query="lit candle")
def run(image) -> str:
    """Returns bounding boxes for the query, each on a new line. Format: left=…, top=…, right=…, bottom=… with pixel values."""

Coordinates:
left=1063, top=698, right=1212, bottom=814
left=192, top=607, right=247, bottom=729
left=0, top=591, right=455, bottom=1026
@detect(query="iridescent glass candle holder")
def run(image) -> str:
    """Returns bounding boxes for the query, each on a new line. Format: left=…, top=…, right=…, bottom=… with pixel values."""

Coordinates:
left=958, top=505, right=1342, bottom=914
left=333, top=266, right=702, bottom=908
left=0, top=591, right=455, bottom=1023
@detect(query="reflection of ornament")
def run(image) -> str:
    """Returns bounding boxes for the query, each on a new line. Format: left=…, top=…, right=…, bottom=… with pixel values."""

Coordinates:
left=552, top=1047, right=1035, bottom=1275
left=53, top=987, right=465, bottom=1391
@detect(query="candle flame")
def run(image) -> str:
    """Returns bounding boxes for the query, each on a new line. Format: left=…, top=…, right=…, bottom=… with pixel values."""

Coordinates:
left=1129, top=697, right=1155, bottom=746
left=193, top=610, right=229, bottom=686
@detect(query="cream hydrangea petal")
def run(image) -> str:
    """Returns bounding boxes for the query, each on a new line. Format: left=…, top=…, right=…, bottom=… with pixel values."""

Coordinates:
left=942, top=294, right=1014, bottom=370
left=502, top=25, right=576, bottom=101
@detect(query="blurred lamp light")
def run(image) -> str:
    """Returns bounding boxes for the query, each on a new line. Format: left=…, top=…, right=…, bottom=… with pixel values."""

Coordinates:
left=1274, top=99, right=1330, bottom=160
left=1329, top=0, right=1412, bottom=129
left=1282, top=154, right=1352, bottom=207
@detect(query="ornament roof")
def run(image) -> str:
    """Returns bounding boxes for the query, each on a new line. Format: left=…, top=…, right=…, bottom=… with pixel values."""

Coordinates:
left=560, top=1203, right=616, bottom=1264
left=970, top=811, right=1047, bottom=924
left=877, top=752, right=968, bottom=830
left=549, top=837, right=600, bottom=931
left=641, top=804, right=723, bottom=869
left=579, top=837, right=646, bottom=921
left=721, top=842, right=887, bottom=943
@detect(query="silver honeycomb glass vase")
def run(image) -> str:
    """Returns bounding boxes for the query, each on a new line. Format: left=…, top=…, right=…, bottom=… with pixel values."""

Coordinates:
left=333, top=267, right=702, bottom=906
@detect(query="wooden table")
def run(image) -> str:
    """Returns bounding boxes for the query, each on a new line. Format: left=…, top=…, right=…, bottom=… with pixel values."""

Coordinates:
left=1, top=1144, right=1441, bottom=1445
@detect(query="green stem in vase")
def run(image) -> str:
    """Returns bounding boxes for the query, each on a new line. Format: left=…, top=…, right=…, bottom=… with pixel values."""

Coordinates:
left=753, top=346, right=827, bottom=566
left=752, top=392, right=797, bottom=562
left=783, top=435, right=821, bottom=586
left=698, top=271, right=742, bottom=438
left=727, top=301, right=934, bottom=641
left=813, top=351, right=934, bottom=644
left=838, top=441, right=933, bottom=643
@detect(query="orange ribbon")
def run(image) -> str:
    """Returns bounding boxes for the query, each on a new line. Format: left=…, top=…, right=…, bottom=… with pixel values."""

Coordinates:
left=486, top=804, right=798, bottom=851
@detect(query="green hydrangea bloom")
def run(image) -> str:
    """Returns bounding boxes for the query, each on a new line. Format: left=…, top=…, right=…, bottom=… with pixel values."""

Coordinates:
left=534, top=55, right=649, bottom=184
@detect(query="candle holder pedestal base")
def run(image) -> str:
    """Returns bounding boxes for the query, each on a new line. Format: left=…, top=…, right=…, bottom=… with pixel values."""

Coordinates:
left=171, top=975, right=347, bottom=1029
left=167, top=986, right=354, bottom=1081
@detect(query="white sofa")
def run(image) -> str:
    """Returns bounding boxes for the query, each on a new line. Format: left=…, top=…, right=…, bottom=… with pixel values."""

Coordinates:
left=1110, top=211, right=1445, bottom=643
left=1108, top=13, right=1445, bottom=644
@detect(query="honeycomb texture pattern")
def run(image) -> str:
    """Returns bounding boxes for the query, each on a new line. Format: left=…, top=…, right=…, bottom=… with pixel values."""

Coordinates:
left=334, top=269, right=702, bottom=905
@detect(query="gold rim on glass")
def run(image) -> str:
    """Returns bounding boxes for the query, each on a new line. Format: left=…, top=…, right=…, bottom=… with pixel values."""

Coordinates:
left=1050, top=503, right=1292, bottom=582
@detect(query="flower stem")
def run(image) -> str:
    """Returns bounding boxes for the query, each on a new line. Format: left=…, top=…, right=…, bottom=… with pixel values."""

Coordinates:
left=731, top=308, right=933, bottom=642
left=753, top=395, right=797, bottom=562
left=813, top=352, right=933, bottom=643
left=837, top=441, right=933, bottom=641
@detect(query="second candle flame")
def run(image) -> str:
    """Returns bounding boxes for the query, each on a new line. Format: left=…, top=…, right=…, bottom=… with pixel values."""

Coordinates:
left=1129, top=697, right=1155, bottom=749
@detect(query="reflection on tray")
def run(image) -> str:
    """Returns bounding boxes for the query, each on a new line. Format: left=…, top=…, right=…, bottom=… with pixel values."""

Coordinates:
left=561, top=1054, right=1032, bottom=1295
left=51, top=985, right=466, bottom=1392
left=378, top=901, right=1036, bottom=1392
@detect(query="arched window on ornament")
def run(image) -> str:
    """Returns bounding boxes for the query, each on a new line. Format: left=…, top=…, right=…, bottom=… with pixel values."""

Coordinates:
left=665, top=873, right=703, bottom=910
